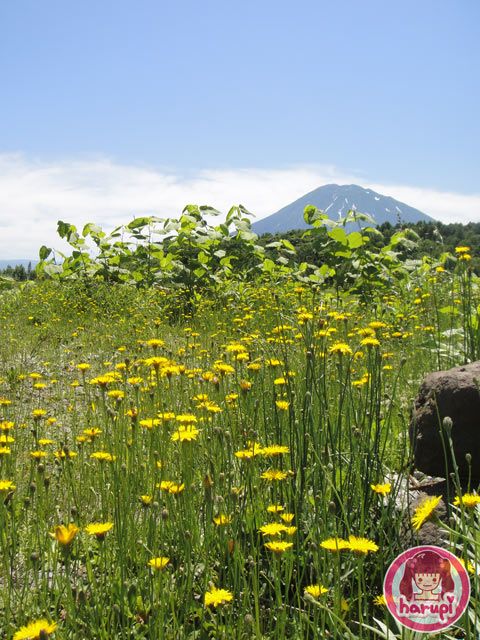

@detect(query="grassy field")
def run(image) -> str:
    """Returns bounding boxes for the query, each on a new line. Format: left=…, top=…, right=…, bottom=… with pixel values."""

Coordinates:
left=0, top=260, right=479, bottom=638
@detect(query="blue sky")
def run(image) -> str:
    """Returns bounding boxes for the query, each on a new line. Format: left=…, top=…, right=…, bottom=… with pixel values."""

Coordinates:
left=0, top=0, right=479, bottom=258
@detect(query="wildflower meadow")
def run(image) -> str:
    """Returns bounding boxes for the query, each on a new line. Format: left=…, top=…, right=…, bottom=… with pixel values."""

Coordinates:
left=0, top=207, right=479, bottom=639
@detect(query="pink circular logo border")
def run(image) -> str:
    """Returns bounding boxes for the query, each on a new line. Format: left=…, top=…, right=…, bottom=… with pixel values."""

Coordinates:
left=383, top=545, right=470, bottom=632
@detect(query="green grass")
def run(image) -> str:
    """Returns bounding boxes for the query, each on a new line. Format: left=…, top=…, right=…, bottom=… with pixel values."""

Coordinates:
left=0, top=269, right=478, bottom=639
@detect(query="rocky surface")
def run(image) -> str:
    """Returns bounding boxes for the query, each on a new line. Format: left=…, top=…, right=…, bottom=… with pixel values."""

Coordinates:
left=410, top=361, right=480, bottom=488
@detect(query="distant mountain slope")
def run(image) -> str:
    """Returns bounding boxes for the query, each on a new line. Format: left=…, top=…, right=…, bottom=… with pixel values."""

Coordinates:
left=252, top=184, right=434, bottom=235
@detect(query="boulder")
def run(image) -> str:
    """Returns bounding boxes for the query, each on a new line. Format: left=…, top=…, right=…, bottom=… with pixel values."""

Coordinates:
left=410, top=361, right=480, bottom=487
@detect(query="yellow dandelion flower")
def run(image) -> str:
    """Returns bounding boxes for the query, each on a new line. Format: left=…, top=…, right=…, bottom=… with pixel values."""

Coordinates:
left=171, top=425, right=200, bottom=442
left=267, top=504, right=284, bottom=513
left=264, top=540, right=293, bottom=554
left=259, top=523, right=288, bottom=537
left=213, top=514, right=232, bottom=526
left=371, top=483, right=392, bottom=495
left=453, top=493, right=480, bottom=508
left=157, top=481, right=185, bottom=494
left=90, top=451, right=116, bottom=462
left=261, top=445, right=289, bottom=457
left=411, top=495, right=442, bottom=531
left=85, top=522, right=114, bottom=539
left=0, top=479, right=16, bottom=492
left=304, top=584, right=328, bottom=599
left=13, top=619, right=57, bottom=640
left=360, top=337, right=380, bottom=348
left=50, top=524, right=79, bottom=546
left=204, top=586, right=233, bottom=607
left=280, top=513, right=295, bottom=523
left=30, top=450, right=48, bottom=459
left=261, top=469, right=290, bottom=481
left=347, top=535, right=379, bottom=554
left=329, top=342, right=353, bottom=356
left=320, top=537, right=349, bottom=552
left=148, top=556, right=170, bottom=570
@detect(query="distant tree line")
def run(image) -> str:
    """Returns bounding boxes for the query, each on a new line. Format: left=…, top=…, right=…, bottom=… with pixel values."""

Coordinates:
left=257, top=220, right=480, bottom=271
left=0, top=262, right=36, bottom=281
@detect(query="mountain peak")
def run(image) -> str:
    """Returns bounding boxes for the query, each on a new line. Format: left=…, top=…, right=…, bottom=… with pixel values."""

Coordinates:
left=252, top=184, right=433, bottom=235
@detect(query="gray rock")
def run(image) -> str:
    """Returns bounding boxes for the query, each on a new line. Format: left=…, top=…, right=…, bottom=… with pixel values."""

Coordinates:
left=410, top=361, right=480, bottom=487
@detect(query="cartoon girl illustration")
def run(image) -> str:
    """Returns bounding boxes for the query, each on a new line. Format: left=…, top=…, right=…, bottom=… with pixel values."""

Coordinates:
left=399, top=550, right=454, bottom=601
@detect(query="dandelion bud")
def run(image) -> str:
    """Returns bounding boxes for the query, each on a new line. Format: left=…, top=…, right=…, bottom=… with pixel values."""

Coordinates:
left=161, top=508, right=169, bottom=520
left=465, top=453, right=472, bottom=464
left=37, top=464, right=45, bottom=474
left=328, top=501, right=336, bottom=514
left=30, top=551, right=40, bottom=563
left=244, top=614, right=254, bottom=626
left=23, top=497, right=31, bottom=508
left=29, top=482, right=36, bottom=494
left=43, top=476, right=50, bottom=488
left=71, top=506, right=78, bottom=516
left=442, top=416, right=453, bottom=434
left=400, top=357, right=407, bottom=366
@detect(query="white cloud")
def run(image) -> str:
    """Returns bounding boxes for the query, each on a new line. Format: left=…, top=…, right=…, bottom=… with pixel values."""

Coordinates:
left=0, top=153, right=479, bottom=259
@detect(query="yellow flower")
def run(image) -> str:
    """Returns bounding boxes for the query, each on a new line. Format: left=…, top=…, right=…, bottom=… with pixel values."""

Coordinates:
left=453, top=493, right=480, bottom=509
left=213, top=514, right=232, bottom=526
left=261, top=469, right=290, bottom=481
left=360, top=337, right=380, bottom=348
left=13, top=618, right=57, bottom=639
left=157, top=481, right=185, bottom=494
left=50, top=524, right=79, bottom=546
left=175, top=414, right=198, bottom=425
left=319, top=537, right=349, bottom=552
left=83, top=427, right=102, bottom=438
left=264, top=541, right=293, bottom=554
left=140, top=494, right=153, bottom=506
left=347, top=535, right=379, bottom=554
left=411, top=495, right=442, bottom=531
left=85, top=522, right=114, bottom=539
left=275, top=400, right=290, bottom=411
left=54, top=450, right=77, bottom=460
left=30, top=450, right=48, bottom=459
left=267, top=504, right=284, bottom=513
left=371, top=483, right=392, bottom=495
left=145, top=338, right=165, bottom=349
left=455, top=246, right=471, bottom=253
left=171, top=425, right=200, bottom=442
left=304, top=584, right=328, bottom=599
left=459, top=558, right=476, bottom=575
left=259, top=523, right=289, bottom=536
left=261, top=445, right=289, bottom=457
left=148, top=556, right=170, bottom=570
left=280, top=513, right=295, bottom=523
left=204, top=586, right=233, bottom=607
left=32, top=409, right=47, bottom=419
left=90, top=451, right=116, bottom=462
left=0, top=479, right=16, bottom=492
left=329, top=342, right=353, bottom=356
left=107, top=389, right=125, bottom=400
left=374, top=594, right=386, bottom=606
left=139, top=418, right=161, bottom=429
